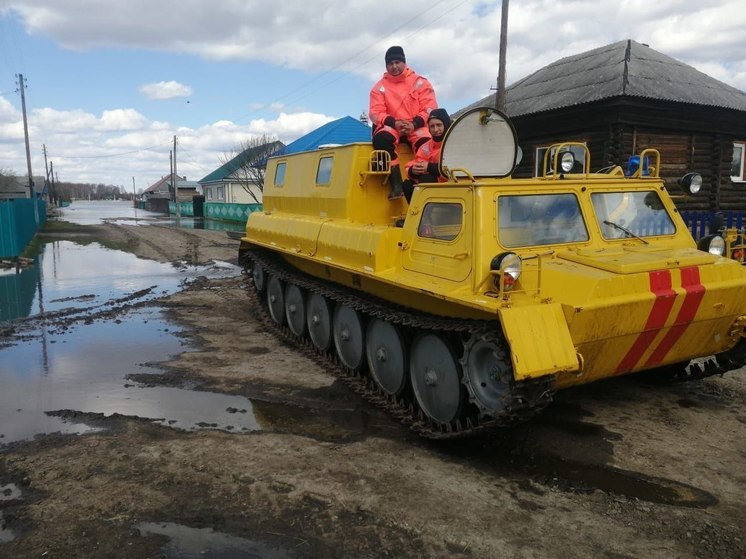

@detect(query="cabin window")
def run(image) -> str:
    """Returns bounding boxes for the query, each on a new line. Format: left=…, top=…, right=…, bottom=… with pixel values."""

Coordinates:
left=316, top=156, right=333, bottom=185
left=274, top=162, right=287, bottom=187
left=732, top=142, right=745, bottom=182
left=534, top=144, right=586, bottom=176
left=498, top=193, right=588, bottom=247
left=591, top=191, right=675, bottom=239
left=417, top=202, right=463, bottom=241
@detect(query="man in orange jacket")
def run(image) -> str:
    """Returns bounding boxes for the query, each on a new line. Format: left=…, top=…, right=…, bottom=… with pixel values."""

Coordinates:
left=369, top=46, right=438, bottom=200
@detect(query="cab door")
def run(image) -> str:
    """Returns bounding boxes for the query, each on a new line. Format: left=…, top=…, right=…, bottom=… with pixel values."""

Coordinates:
left=402, top=187, right=473, bottom=282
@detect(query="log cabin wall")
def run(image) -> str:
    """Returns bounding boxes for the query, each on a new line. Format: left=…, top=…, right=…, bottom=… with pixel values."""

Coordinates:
left=510, top=99, right=746, bottom=212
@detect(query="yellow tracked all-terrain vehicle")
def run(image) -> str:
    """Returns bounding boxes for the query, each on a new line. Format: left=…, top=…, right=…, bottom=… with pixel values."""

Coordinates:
left=239, top=107, right=746, bottom=438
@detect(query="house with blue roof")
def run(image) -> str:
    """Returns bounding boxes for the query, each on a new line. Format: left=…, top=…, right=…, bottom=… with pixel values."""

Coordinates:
left=198, top=117, right=371, bottom=206
left=198, top=141, right=285, bottom=205
left=281, top=116, right=371, bottom=155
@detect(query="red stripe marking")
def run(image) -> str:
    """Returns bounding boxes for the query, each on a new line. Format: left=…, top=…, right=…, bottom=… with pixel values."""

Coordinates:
left=644, top=267, right=705, bottom=367
left=614, top=270, right=676, bottom=374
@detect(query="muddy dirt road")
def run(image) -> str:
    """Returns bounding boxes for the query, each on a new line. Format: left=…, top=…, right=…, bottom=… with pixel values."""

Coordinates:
left=1, top=220, right=745, bottom=559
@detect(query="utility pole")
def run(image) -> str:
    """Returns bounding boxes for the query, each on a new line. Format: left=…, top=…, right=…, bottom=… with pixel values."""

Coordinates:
left=173, top=135, right=181, bottom=218
left=496, top=0, right=509, bottom=112
left=49, top=161, right=57, bottom=206
left=16, top=73, right=39, bottom=224
left=42, top=143, right=53, bottom=205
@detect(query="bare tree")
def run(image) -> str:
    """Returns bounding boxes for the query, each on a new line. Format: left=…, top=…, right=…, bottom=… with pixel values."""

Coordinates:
left=0, top=167, right=19, bottom=190
left=220, top=134, right=284, bottom=204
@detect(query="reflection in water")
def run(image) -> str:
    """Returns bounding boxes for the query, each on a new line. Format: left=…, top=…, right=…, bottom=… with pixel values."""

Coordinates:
left=0, top=237, right=255, bottom=447
left=0, top=306, right=260, bottom=447
left=0, top=240, right=239, bottom=322
left=0, top=262, right=39, bottom=321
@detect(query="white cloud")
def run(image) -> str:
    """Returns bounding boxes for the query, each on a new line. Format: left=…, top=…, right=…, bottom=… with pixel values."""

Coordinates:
left=0, top=91, right=340, bottom=187
left=139, top=81, right=193, bottom=100
left=2, top=0, right=745, bottom=189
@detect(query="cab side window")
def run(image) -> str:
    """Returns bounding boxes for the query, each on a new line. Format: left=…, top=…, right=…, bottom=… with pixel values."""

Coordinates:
left=316, top=156, right=333, bottom=185
left=274, top=162, right=286, bottom=187
left=418, top=202, right=463, bottom=241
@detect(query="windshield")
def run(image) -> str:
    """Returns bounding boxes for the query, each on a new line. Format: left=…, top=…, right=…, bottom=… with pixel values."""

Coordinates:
left=498, top=193, right=589, bottom=247
left=591, top=191, right=675, bottom=239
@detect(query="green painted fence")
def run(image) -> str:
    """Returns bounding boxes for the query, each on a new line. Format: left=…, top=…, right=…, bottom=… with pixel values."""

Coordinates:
left=169, top=201, right=261, bottom=224
left=0, top=198, right=47, bottom=258
left=205, top=202, right=261, bottom=223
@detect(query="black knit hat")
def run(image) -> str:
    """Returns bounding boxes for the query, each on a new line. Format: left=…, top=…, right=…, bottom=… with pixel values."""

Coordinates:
left=385, top=46, right=406, bottom=64
left=428, top=108, right=452, bottom=130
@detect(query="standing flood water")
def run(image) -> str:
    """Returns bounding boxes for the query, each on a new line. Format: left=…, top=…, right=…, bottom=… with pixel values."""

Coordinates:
left=1, top=202, right=258, bottom=448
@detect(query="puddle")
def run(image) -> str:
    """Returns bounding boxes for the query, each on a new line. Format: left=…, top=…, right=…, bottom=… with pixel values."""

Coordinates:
left=0, top=483, right=21, bottom=543
left=0, top=512, right=13, bottom=544
left=441, top=431, right=717, bottom=508
left=527, top=456, right=718, bottom=508
left=137, top=521, right=294, bottom=558
left=0, top=233, right=258, bottom=447
left=0, top=240, right=239, bottom=322
left=0, top=306, right=260, bottom=447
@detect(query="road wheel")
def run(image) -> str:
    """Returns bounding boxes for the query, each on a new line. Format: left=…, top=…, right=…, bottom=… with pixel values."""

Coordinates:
left=410, top=333, right=464, bottom=425
left=266, top=275, right=285, bottom=325
left=306, top=293, right=333, bottom=352
left=366, top=319, right=407, bottom=396
left=251, top=262, right=266, bottom=293
left=333, top=304, right=366, bottom=371
left=284, top=284, right=307, bottom=337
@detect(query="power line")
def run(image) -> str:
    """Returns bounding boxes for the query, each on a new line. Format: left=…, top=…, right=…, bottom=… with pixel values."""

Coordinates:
left=275, top=0, right=473, bottom=112
left=61, top=140, right=174, bottom=159
left=231, top=0, right=460, bottom=122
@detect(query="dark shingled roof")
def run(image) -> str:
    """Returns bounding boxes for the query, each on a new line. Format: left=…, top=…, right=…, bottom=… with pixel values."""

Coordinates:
left=459, top=39, right=746, bottom=117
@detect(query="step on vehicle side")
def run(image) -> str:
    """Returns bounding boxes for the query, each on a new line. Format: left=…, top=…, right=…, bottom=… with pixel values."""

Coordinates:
left=239, top=107, right=746, bottom=438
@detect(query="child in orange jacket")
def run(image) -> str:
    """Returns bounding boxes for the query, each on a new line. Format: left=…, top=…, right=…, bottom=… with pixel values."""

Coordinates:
left=402, top=108, right=451, bottom=203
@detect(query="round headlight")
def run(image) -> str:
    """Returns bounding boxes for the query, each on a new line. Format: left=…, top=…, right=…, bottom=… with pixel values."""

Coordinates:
left=679, top=172, right=702, bottom=195
left=491, top=252, right=522, bottom=291
left=560, top=151, right=575, bottom=173
left=697, top=235, right=725, bottom=256
left=708, top=235, right=725, bottom=256
left=689, top=174, right=702, bottom=194
left=500, top=253, right=522, bottom=279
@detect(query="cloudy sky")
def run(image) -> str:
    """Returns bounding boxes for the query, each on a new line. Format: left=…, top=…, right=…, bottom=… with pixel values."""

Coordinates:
left=1, top=0, right=745, bottom=193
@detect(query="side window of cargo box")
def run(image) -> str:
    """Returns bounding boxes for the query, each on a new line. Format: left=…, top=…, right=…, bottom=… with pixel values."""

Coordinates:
left=274, top=162, right=286, bottom=187
left=316, top=156, right=333, bottom=185
left=418, top=202, right=463, bottom=241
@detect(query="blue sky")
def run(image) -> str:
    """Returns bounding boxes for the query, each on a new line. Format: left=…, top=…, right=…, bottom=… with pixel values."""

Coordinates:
left=1, top=0, right=745, bottom=192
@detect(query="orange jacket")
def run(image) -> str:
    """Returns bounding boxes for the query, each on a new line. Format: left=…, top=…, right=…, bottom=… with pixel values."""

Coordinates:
left=369, top=67, right=437, bottom=130
left=406, top=138, right=446, bottom=181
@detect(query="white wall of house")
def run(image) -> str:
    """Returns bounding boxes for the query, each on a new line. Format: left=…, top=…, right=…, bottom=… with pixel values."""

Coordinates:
left=202, top=181, right=263, bottom=204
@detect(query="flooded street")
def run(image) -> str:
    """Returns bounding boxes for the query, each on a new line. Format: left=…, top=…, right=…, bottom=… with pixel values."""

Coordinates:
left=1, top=201, right=745, bottom=559
left=1, top=202, right=252, bottom=448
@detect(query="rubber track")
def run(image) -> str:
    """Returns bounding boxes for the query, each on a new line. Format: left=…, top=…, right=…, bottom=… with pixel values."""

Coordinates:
left=245, top=248, right=556, bottom=439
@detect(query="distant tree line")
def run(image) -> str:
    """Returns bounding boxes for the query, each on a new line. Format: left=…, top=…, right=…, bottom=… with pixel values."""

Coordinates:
left=1, top=167, right=130, bottom=201
left=54, top=181, right=130, bottom=201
